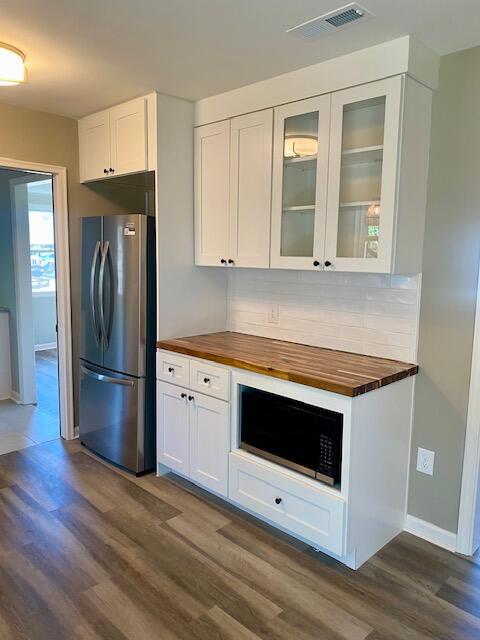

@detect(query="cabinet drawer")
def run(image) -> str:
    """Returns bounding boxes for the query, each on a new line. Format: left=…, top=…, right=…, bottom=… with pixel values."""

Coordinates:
left=156, top=351, right=189, bottom=386
left=229, top=452, right=345, bottom=555
left=189, top=359, right=230, bottom=401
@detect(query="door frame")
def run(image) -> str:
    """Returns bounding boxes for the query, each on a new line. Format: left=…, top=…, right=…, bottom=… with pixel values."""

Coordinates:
left=2, top=157, right=74, bottom=441
left=457, top=256, right=480, bottom=555
left=10, top=173, right=50, bottom=406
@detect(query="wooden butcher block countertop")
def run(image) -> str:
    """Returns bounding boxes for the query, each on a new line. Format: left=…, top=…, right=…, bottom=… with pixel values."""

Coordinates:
left=157, top=332, right=418, bottom=397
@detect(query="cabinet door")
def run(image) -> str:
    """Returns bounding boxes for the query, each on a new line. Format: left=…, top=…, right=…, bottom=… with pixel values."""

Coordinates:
left=270, top=96, right=331, bottom=270
left=109, top=97, right=147, bottom=177
left=325, top=77, right=402, bottom=273
left=78, top=111, right=111, bottom=182
left=189, top=391, right=229, bottom=496
left=229, top=110, right=273, bottom=268
left=157, top=381, right=189, bottom=475
left=194, top=121, right=230, bottom=266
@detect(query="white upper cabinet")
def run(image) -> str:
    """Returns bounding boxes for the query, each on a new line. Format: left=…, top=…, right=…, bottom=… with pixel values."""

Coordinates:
left=324, top=77, right=401, bottom=273
left=270, top=97, right=331, bottom=270
left=78, top=111, right=111, bottom=182
left=109, top=97, right=148, bottom=177
left=79, top=96, right=149, bottom=182
left=195, top=110, right=273, bottom=268
left=194, top=74, right=432, bottom=274
left=229, top=110, right=273, bottom=268
left=194, top=120, right=231, bottom=266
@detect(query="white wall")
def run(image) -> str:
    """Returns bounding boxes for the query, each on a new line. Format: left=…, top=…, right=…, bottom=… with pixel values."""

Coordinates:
left=33, top=293, right=57, bottom=349
left=227, top=269, right=420, bottom=363
left=408, top=46, right=480, bottom=534
left=0, top=311, right=11, bottom=399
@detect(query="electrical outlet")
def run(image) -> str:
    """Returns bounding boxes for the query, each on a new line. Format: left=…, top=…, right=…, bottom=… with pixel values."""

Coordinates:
left=267, top=303, right=279, bottom=324
left=416, top=447, right=435, bottom=476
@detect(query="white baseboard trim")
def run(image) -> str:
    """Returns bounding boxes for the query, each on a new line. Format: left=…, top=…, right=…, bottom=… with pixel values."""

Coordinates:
left=35, top=342, right=57, bottom=352
left=405, top=514, right=457, bottom=552
left=9, top=390, right=21, bottom=404
left=74, top=425, right=79, bottom=439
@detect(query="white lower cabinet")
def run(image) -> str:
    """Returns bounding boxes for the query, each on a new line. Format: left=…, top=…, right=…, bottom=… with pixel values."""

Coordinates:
left=189, top=392, right=229, bottom=495
left=156, top=380, right=229, bottom=496
left=157, top=381, right=190, bottom=475
left=229, top=451, right=345, bottom=555
left=156, top=350, right=414, bottom=569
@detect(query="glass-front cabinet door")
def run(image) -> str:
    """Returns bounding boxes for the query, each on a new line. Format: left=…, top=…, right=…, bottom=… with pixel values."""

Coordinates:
left=325, top=77, right=402, bottom=272
left=270, top=96, right=331, bottom=269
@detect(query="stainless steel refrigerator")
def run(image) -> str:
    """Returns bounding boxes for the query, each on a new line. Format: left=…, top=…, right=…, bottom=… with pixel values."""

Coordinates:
left=79, top=213, right=156, bottom=474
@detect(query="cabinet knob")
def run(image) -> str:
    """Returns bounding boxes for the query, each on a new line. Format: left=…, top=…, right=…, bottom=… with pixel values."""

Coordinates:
left=220, top=258, right=227, bottom=265
left=274, top=497, right=282, bottom=505
left=168, top=367, right=174, bottom=373
left=188, top=395, right=194, bottom=402
left=324, top=260, right=332, bottom=267
left=203, top=377, right=210, bottom=384
left=228, top=259, right=234, bottom=265
left=109, top=168, right=114, bottom=173
left=313, top=260, right=320, bottom=267
left=181, top=392, right=187, bottom=399
left=103, top=169, right=109, bottom=174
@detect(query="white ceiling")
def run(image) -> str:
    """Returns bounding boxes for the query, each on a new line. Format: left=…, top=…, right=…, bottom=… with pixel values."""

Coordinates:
left=1, top=0, right=479, bottom=119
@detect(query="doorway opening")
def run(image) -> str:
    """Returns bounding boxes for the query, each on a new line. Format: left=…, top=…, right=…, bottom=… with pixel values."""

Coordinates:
left=0, top=159, right=73, bottom=454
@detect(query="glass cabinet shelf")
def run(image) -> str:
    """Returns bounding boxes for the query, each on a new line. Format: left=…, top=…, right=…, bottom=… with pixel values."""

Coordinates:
left=284, top=155, right=317, bottom=167
left=332, top=94, right=386, bottom=262
left=340, top=145, right=383, bottom=165
left=339, top=200, right=380, bottom=208
left=283, top=204, right=315, bottom=212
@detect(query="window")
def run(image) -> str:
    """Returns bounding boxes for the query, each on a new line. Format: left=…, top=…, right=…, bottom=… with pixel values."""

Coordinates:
left=28, top=180, right=55, bottom=294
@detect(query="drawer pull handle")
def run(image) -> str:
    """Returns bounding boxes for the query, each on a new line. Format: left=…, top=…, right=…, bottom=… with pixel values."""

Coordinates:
left=203, top=377, right=210, bottom=384
left=181, top=392, right=187, bottom=399
left=168, top=367, right=174, bottom=373
left=188, top=395, right=194, bottom=402
left=274, top=497, right=282, bottom=505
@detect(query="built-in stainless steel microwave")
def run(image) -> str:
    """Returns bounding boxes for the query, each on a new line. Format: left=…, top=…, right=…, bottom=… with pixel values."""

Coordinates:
left=240, top=386, right=343, bottom=486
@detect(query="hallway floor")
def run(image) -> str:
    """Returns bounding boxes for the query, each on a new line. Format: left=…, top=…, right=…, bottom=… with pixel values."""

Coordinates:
left=0, top=348, right=59, bottom=454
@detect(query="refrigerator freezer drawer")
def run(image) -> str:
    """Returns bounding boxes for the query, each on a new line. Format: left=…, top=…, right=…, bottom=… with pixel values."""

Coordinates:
left=79, top=361, right=146, bottom=473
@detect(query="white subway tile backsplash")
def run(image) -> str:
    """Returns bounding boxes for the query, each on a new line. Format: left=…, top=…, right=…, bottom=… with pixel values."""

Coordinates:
left=227, top=270, right=421, bottom=363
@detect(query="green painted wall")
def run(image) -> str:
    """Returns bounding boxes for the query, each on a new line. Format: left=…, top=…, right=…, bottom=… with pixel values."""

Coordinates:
left=408, top=46, right=480, bottom=532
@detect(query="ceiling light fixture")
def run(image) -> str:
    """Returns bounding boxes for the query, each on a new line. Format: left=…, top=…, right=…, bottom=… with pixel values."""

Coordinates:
left=284, top=135, right=318, bottom=158
left=0, top=43, right=26, bottom=86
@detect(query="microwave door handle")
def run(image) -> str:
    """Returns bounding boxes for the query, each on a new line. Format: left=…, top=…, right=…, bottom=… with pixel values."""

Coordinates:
left=98, top=240, right=109, bottom=349
left=89, top=241, right=101, bottom=346
left=81, top=365, right=134, bottom=387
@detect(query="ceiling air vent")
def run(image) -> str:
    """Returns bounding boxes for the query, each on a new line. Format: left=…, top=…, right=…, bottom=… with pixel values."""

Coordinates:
left=286, top=3, right=374, bottom=40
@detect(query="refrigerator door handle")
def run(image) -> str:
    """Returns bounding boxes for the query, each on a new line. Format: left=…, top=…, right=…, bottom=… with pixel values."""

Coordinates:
left=80, top=364, right=135, bottom=387
left=98, top=240, right=110, bottom=349
left=89, top=241, right=101, bottom=346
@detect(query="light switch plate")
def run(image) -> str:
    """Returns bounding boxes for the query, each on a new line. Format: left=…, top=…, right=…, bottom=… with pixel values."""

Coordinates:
left=268, top=303, right=279, bottom=324
left=417, top=447, right=435, bottom=476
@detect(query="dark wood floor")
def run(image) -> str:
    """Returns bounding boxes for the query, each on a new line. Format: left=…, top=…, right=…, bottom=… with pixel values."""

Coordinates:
left=0, top=439, right=478, bottom=640
left=35, top=348, right=59, bottom=421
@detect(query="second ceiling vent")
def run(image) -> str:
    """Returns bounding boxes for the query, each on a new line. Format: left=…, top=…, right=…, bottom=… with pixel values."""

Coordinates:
left=287, top=3, right=374, bottom=40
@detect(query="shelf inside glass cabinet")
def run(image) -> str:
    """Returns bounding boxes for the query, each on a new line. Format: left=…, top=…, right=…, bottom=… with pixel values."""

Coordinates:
left=341, top=145, right=383, bottom=165
left=337, top=201, right=380, bottom=259
left=283, top=204, right=315, bottom=212
left=280, top=207, right=315, bottom=257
